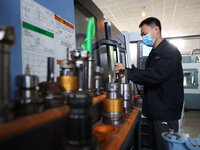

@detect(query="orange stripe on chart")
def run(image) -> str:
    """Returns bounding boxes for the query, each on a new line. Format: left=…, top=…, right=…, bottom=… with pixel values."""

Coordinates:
left=55, top=14, right=74, bottom=30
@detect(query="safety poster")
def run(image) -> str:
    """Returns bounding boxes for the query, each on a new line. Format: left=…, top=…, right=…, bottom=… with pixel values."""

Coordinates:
left=21, top=0, right=75, bottom=82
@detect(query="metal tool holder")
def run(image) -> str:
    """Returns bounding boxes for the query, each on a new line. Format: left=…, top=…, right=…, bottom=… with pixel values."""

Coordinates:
left=0, top=27, right=15, bottom=123
left=63, top=91, right=98, bottom=150
left=119, top=69, right=132, bottom=113
left=103, top=83, right=124, bottom=125
left=15, top=65, right=44, bottom=116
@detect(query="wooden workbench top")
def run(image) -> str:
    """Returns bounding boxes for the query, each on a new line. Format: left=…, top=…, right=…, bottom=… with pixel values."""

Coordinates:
left=0, top=93, right=106, bottom=140
left=93, top=107, right=140, bottom=150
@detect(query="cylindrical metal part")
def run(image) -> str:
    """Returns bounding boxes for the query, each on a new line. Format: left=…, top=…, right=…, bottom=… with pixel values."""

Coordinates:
left=16, top=75, right=39, bottom=89
left=47, top=57, right=55, bottom=82
left=103, top=83, right=124, bottom=125
left=74, top=50, right=89, bottom=92
left=129, top=82, right=135, bottom=106
left=58, top=60, right=78, bottom=93
left=81, top=51, right=89, bottom=90
left=64, top=91, right=98, bottom=150
left=15, top=72, right=40, bottom=104
left=0, top=27, right=15, bottom=103
left=57, top=76, right=78, bottom=92
left=15, top=89, right=40, bottom=104
left=76, top=59, right=85, bottom=91
left=95, top=75, right=101, bottom=89
left=60, top=60, right=77, bottom=76
left=116, top=46, right=121, bottom=63
left=87, top=54, right=95, bottom=92
left=104, top=98, right=123, bottom=112
left=121, top=83, right=132, bottom=113
left=106, top=83, right=121, bottom=99
left=94, top=66, right=104, bottom=95
left=107, top=46, right=116, bottom=83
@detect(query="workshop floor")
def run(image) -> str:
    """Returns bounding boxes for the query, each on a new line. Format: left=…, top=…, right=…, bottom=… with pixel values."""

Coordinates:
left=141, top=110, right=200, bottom=150
left=183, top=109, right=200, bottom=138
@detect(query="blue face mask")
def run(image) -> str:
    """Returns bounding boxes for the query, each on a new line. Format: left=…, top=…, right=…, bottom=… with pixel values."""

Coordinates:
left=142, top=34, right=155, bottom=47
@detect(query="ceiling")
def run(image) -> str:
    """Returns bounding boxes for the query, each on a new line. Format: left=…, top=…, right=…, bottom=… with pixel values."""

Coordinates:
left=92, top=0, right=200, bottom=38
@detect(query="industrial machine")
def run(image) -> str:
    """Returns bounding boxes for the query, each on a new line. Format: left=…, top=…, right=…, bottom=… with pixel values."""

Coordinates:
left=182, top=55, right=200, bottom=109
left=0, top=0, right=140, bottom=150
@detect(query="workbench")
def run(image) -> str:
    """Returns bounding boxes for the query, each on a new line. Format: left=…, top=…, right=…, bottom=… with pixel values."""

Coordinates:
left=0, top=94, right=141, bottom=150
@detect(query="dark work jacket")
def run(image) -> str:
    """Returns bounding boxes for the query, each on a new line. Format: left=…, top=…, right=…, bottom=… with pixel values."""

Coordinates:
left=127, top=40, right=184, bottom=120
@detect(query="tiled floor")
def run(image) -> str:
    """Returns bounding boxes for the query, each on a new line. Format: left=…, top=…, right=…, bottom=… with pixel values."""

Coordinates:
left=183, top=110, right=200, bottom=138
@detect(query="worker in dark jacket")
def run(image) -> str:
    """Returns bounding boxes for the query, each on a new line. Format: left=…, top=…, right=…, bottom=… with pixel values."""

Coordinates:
left=115, top=17, right=184, bottom=150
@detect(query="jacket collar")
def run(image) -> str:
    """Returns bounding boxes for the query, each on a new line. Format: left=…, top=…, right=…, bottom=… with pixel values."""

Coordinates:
left=151, top=39, right=167, bottom=55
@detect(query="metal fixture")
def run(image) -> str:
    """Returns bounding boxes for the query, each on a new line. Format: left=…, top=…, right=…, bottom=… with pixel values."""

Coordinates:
left=103, top=83, right=124, bottom=125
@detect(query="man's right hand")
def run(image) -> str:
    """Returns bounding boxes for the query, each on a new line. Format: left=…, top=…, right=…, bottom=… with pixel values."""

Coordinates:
left=115, top=63, right=125, bottom=73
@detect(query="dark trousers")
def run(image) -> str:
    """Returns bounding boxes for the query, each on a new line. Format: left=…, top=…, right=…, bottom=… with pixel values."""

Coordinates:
left=147, top=119, right=178, bottom=150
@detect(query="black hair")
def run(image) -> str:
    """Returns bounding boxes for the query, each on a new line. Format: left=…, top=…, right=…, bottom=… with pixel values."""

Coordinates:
left=139, top=17, right=161, bottom=32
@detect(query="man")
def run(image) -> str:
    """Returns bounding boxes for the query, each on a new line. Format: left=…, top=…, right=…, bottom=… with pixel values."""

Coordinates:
left=115, top=17, right=184, bottom=150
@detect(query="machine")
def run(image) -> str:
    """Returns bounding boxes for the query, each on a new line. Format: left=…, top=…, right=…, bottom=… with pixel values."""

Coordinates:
left=0, top=0, right=141, bottom=150
left=182, top=55, right=200, bottom=109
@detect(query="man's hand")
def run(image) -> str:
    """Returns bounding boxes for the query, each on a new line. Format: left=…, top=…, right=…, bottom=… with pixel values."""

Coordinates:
left=115, top=63, right=125, bottom=73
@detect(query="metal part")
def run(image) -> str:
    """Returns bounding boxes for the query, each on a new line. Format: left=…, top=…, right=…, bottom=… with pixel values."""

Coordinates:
left=14, top=64, right=44, bottom=117
left=15, top=65, right=41, bottom=104
left=121, top=83, right=131, bottom=113
left=60, top=60, right=77, bottom=76
left=58, top=59, right=78, bottom=93
left=103, top=112, right=124, bottom=125
left=103, top=83, right=124, bottom=125
left=95, top=66, right=104, bottom=95
left=47, top=57, right=55, bottom=82
left=39, top=57, right=64, bottom=108
left=76, top=59, right=85, bottom=91
left=71, top=50, right=90, bottom=92
left=71, top=49, right=80, bottom=59
left=116, top=46, right=121, bottom=63
left=0, top=27, right=15, bottom=103
left=57, top=76, right=78, bottom=92
left=16, top=65, right=39, bottom=89
left=88, top=54, right=95, bottom=96
left=63, top=91, right=98, bottom=150
left=0, top=27, right=15, bottom=123
left=118, top=69, right=128, bottom=84
left=106, top=83, right=121, bottom=99
left=129, top=81, right=135, bottom=107
left=81, top=51, right=89, bottom=90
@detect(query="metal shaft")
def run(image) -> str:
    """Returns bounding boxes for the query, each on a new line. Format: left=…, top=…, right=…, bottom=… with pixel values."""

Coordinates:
left=47, top=57, right=55, bottom=82
left=88, top=54, right=95, bottom=91
left=0, top=27, right=15, bottom=103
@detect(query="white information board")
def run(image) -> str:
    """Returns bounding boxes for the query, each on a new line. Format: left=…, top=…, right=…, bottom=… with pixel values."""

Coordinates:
left=21, top=0, right=75, bottom=82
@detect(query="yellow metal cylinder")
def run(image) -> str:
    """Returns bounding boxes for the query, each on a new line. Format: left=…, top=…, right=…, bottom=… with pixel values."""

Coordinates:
left=103, top=97, right=123, bottom=113
left=57, top=76, right=78, bottom=91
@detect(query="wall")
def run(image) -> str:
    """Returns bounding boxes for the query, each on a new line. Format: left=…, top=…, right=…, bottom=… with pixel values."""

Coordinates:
left=169, top=38, right=200, bottom=55
left=0, top=0, right=75, bottom=100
